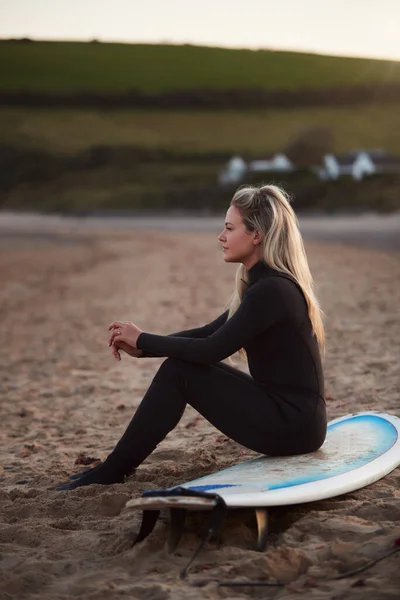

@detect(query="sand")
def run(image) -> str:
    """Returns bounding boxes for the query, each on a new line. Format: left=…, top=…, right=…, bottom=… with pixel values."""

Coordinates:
left=0, top=222, right=399, bottom=599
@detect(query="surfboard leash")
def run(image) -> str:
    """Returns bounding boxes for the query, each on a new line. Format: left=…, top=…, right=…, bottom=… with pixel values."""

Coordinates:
left=179, top=494, right=228, bottom=580
left=132, top=487, right=228, bottom=579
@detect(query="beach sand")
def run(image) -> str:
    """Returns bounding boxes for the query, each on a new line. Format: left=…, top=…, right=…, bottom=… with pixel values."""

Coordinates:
left=0, top=224, right=399, bottom=599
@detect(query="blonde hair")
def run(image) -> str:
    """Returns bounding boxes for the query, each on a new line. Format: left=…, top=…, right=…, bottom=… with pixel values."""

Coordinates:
left=227, top=184, right=325, bottom=350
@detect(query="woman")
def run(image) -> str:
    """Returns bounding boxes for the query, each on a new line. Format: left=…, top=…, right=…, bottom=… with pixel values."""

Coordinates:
left=57, top=184, right=326, bottom=491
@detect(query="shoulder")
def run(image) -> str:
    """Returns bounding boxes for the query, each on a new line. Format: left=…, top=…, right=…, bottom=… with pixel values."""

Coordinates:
left=248, top=274, right=299, bottom=297
left=246, top=275, right=306, bottom=315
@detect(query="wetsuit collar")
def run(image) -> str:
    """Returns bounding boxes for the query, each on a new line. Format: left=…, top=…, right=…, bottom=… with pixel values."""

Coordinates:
left=247, top=260, right=270, bottom=287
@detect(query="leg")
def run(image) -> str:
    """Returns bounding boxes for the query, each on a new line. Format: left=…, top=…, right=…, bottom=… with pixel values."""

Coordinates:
left=58, top=358, right=192, bottom=489
left=58, top=358, right=323, bottom=490
left=111, top=358, right=297, bottom=463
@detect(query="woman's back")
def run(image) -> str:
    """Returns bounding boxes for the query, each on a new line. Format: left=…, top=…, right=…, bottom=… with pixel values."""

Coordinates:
left=243, top=261, right=324, bottom=402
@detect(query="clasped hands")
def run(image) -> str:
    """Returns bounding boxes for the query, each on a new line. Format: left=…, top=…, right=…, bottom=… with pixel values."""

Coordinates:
left=108, top=320, right=144, bottom=361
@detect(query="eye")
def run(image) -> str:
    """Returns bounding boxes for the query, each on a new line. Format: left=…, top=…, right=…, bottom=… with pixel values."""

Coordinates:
left=226, top=227, right=232, bottom=231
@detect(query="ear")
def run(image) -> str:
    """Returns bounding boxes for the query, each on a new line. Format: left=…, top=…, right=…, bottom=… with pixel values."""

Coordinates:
left=253, top=229, right=262, bottom=246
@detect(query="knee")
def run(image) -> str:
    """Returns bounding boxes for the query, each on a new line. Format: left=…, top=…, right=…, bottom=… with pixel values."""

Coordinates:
left=154, top=358, right=207, bottom=385
left=154, top=357, right=188, bottom=381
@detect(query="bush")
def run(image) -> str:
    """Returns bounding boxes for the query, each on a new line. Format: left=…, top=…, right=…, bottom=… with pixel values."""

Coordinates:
left=284, top=126, right=335, bottom=167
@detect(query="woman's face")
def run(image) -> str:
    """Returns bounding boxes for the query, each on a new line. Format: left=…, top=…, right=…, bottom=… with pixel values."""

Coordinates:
left=218, top=205, right=261, bottom=268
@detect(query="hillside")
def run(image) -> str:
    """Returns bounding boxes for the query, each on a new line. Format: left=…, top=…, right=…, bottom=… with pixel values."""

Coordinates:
left=2, top=105, right=400, bottom=156
left=1, top=41, right=399, bottom=214
left=2, top=104, right=399, bottom=215
left=1, top=40, right=400, bottom=94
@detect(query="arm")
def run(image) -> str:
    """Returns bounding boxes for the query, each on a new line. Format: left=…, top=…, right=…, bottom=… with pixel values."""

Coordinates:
left=168, top=310, right=228, bottom=338
left=140, top=310, right=228, bottom=357
left=137, top=279, right=292, bottom=364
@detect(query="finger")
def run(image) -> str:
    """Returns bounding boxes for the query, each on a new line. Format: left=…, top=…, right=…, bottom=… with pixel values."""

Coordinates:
left=108, top=329, right=121, bottom=345
left=116, top=341, right=129, bottom=352
left=118, top=340, right=132, bottom=352
left=111, top=346, right=121, bottom=360
left=108, top=321, right=128, bottom=332
left=108, top=321, right=123, bottom=331
left=108, top=329, right=123, bottom=346
left=113, top=331, right=123, bottom=344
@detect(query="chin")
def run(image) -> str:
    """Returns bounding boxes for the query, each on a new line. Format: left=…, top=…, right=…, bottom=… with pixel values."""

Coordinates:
left=223, top=254, right=239, bottom=263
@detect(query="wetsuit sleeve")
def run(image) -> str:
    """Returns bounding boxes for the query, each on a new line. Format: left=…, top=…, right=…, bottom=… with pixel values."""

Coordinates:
left=168, top=310, right=228, bottom=338
left=137, top=279, right=292, bottom=364
left=140, top=311, right=228, bottom=357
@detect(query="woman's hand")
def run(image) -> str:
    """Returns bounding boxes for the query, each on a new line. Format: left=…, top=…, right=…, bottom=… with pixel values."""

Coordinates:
left=108, top=321, right=143, bottom=350
left=111, top=340, right=143, bottom=361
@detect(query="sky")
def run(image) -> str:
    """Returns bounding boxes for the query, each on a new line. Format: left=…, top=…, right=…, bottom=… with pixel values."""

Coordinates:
left=1, top=0, right=400, bottom=61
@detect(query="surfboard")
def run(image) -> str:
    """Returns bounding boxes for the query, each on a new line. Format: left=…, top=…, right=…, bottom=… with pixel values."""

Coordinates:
left=126, top=412, right=400, bottom=553
left=179, top=411, right=400, bottom=506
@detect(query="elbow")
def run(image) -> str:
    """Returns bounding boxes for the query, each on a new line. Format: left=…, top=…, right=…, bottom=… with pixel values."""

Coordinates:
left=183, top=339, right=231, bottom=365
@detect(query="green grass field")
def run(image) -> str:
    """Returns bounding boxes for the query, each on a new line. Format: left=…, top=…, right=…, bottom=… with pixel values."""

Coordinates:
left=1, top=41, right=400, bottom=93
left=2, top=105, right=400, bottom=155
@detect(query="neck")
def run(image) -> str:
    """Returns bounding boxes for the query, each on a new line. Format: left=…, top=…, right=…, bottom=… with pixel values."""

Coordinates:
left=242, top=254, right=262, bottom=271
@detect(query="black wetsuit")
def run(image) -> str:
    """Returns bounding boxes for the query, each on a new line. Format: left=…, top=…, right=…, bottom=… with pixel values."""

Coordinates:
left=59, top=260, right=326, bottom=489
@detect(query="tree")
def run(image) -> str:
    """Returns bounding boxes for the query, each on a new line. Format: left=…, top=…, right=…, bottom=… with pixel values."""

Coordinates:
left=284, top=126, right=335, bottom=167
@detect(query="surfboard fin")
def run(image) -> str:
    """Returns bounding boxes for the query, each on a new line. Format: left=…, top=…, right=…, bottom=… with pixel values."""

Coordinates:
left=131, top=486, right=225, bottom=547
left=255, top=509, right=269, bottom=552
left=133, top=508, right=160, bottom=545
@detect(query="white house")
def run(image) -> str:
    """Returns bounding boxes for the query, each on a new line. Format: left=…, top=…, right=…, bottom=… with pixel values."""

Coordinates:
left=317, top=150, right=400, bottom=181
left=248, top=153, right=294, bottom=173
left=219, top=153, right=293, bottom=186
left=218, top=156, right=247, bottom=185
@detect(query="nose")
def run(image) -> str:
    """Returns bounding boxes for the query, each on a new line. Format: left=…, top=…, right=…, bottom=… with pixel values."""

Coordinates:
left=218, top=231, right=226, bottom=242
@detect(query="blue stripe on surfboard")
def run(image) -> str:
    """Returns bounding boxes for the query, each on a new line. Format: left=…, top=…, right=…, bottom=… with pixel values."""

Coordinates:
left=188, top=484, right=238, bottom=492
left=185, top=414, right=398, bottom=494
left=328, top=414, right=396, bottom=436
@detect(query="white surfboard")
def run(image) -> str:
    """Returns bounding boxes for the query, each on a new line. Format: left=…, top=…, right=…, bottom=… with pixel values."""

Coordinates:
left=179, top=411, right=400, bottom=507
left=126, top=412, right=400, bottom=553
